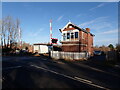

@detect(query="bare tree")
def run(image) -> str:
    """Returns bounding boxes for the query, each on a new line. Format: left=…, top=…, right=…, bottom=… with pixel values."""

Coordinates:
left=15, top=18, right=20, bottom=42
left=0, top=20, right=2, bottom=48
left=93, top=45, right=110, bottom=54
left=0, top=16, right=22, bottom=49
left=6, top=16, right=14, bottom=48
left=1, top=18, right=7, bottom=48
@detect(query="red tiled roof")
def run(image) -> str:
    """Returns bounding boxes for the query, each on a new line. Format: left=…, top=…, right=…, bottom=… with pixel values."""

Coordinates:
left=63, top=27, right=76, bottom=31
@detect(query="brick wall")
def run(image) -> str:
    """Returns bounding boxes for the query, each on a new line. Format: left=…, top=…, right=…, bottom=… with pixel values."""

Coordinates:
left=61, top=25, right=94, bottom=56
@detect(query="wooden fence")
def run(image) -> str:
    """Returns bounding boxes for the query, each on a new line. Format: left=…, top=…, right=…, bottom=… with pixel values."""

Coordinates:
left=50, top=51, right=89, bottom=60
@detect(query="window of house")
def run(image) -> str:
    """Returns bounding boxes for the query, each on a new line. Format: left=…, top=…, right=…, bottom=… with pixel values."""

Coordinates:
left=71, top=32, right=74, bottom=39
left=67, top=33, right=70, bottom=39
left=75, top=32, right=78, bottom=38
left=63, top=33, right=66, bottom=41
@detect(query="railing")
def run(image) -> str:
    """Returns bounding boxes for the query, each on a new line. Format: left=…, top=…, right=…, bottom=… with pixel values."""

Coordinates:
left=50, top=51, right=89, bottom=60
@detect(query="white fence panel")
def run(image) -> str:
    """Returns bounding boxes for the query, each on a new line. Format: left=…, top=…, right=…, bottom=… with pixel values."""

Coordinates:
left=51, top=51, right=88, bottom=60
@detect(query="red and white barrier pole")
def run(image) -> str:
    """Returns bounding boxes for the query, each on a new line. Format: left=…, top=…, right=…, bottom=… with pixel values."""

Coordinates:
left=50, top=19, right=52, bottom=44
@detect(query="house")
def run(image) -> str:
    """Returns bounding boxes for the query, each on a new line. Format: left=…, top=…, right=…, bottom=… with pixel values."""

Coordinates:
left=59, top=21, right=95, bottom=56
left=33, top=43, right=52, bottom=54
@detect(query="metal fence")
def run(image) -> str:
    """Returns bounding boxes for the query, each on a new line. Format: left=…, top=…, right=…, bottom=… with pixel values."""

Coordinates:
left=50, top=51, right=89, bottom=60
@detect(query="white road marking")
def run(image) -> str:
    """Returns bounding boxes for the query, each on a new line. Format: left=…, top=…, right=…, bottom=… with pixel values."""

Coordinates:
left=52, top=61, right=65, bottom=64
left=74, top=76, right=92, bottom=84
left=30, top=64, right=109, bottom=90
left=3, top=66, right=22, bottom=70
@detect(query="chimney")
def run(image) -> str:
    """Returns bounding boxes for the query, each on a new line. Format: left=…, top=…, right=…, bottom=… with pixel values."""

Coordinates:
left=86, top=28, right=90, bottom=32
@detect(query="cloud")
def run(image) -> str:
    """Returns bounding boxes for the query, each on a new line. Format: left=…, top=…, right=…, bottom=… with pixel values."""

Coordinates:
left=76, top=14, right=83, bottom=17
left=79, top=16, right=118, bottom=46
left=57, top=15, right=63, bottom=21
left=90, top=3, right=105, bottom=11
left=79, top=16, right=109, bottom=29
left=93, top=29, right=118, bottom=46
left=100, top=29, right=118, bottom=34
left=94, top=38, right=118, bottom=46
left=76, top=13, right=87, bottom=18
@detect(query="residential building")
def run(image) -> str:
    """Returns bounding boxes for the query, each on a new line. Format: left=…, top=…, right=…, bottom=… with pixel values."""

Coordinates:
left=59, top=21, right=95, bottom=56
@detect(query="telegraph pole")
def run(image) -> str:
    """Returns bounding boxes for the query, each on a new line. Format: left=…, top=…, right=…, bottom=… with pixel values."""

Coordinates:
left=50, top=19, right=52, bottom=44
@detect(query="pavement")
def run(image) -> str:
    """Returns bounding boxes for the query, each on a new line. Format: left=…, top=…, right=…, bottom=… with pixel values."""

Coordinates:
left=2, top=55, right=120, bottom=89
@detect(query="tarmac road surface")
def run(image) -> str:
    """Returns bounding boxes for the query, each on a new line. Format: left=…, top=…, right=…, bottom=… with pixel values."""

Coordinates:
left=2, top=56, right=120, bottom=89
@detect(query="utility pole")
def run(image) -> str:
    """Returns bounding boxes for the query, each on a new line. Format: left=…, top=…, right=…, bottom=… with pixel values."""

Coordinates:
left=50, top=19, right=53, bottom=58
left=50, top=19, right=52, bottom=44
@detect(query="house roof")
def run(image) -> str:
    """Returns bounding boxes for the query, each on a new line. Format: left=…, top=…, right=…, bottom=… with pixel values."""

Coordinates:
left=60, top=21, right=73, bottom=32
left=59, top=21, right=95, bottom=36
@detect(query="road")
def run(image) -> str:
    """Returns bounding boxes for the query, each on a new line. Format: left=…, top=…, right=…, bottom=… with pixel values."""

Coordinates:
left=2, top=55, right=120, bottom=89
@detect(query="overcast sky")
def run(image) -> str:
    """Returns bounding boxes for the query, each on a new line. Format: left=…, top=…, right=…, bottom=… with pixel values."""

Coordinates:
left=2, top=2, right=118, bottom=46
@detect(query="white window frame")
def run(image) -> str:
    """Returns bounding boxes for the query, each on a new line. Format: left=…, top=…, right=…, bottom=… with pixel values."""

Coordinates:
left=67, top=32, right=70, bottom=40
left=75, top=32, right=79, bottom=39
left=70, top=32, right=74, bottom=40
left=62, top=29, right=79, bottom=41
left=63, top=33, right=66, bottom=41
left=72, top=30, right=79, bottom=41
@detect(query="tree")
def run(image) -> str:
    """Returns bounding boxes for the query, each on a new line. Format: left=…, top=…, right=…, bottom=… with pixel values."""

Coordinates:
left=0, top=20, right=3, bottom=48
left=1, top=18, right=7, bottom=48
left=0, top=16, right=22, bottom=50
left=93, top=45, right=110, bottom=53
left=108, top=44, right=114, bottom=51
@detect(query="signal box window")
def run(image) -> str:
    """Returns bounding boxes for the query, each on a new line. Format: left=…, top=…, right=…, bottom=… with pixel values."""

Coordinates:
left=63, top=33, right=66, bottom=41
left=71, top=33, right=74, bottom=39
left=67, top=33, right=70, bottom=39
left=75, top=32, right=78, bottom=38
